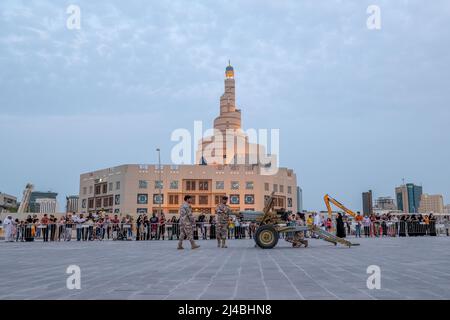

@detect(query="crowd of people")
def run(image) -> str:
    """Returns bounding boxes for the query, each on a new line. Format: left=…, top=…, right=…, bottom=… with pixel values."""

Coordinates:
left=1, top=210, right=447, bottom=243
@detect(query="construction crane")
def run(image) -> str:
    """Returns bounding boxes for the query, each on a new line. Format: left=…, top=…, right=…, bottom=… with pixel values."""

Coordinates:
left=17, top=183, right=34, bottom=213
left=323, top=194, right=358, bottom=218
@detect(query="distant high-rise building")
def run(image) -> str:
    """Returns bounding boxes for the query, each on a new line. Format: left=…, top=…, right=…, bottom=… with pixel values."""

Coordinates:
left=66, top=195, right=79, bottom=213
left=29, top=191, right=58, bottom=213
left=35, top=198, right=57, bottom=213
left=419, top=194, right=444, bottom=213
left=362, top=190, right=373, bottom=215
left=297, top=187, right=303, bottom=212
left=374, top=197, right=397, bottom=210
left=395, top=183, right=422, bottom=213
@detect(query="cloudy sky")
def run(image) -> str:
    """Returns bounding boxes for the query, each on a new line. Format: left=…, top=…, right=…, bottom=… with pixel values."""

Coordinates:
left=1, top=0, right=449, bottom=211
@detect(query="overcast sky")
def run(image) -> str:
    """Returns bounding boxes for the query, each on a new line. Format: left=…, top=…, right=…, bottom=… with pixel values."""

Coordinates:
left=1, top=0, right=449, bottom=211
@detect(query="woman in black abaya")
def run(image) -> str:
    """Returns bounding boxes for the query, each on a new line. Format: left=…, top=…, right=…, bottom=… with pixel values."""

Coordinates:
left=336, top=213, right=346, bottom=238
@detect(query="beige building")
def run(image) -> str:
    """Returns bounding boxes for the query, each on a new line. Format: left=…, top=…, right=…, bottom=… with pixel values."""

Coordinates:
left=419, top=194, right=444, bottom=213
left=78, top=164, right=297, bottom=216
left=78, top=63, right=298, bottom=217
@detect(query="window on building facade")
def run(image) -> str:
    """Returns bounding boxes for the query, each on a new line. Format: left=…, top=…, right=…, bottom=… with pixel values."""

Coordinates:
left=109, top=183, right=113, bottom=191
left=83, top=187, right=87, bottom=195
left=139, top=180, right=148, bottom=189
left=264, top=183, right=269, bottom=191
left=231, top=181, right=239, bottom=190
left=199, top=195, right=208, bottom=205
left=95, top=185, right=101, bottom=195
left=190, top=195, right=196, bottom=204
left=95, top=198, right=102, bottom=208
left=244, top=194, right=255, bottom=205
left=287, top=198, right=292, bottom=207
left=81, top=199, right=86, bottom=208
left=137, top=194, right=148, bottom=204
left=273, top=184, right=278, bottom=192
left=137, top=208, right=148, bottom=214
left=155, top=180, right=163, bottom=189
left=103, top=197, right=109, bottom=207
left=116, top=181, right=120, bottom=190
left=115, top=195, right=120, bottom=205
left=246, top=181, right=254, bottom=190
left=199, top=181, right=209, bottom=191
left=216, top=181, right=224, bottom=190
left=169, top=195, right=179, bottom=205
left=153, top=194, right=164, bottom=204
left=214, top=194, right=226, bottom=205
left=102, top=183, right=107, bottom=194
left=230, top=194, right=240, bottom=205
left=288, top=186, right=292, bottom=194
left=280, top=185, right=284, bottom=193
left=88, top=198, right=94, bottom=208
left=186, top=180, right=196, bottom=191
left=170, top=180, right=179, bottom=189
left=109, top=196, right=113, bottom=207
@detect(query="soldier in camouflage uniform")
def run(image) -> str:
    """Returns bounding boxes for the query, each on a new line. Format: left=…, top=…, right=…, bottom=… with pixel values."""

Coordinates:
left=215, top=196, right=231, bottom=248
left=177, top=195, right=200, bottom=250
left=285, top=213, right=308, bottom=248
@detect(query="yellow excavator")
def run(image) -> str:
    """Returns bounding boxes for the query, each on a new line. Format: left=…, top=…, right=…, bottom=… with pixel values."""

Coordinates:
left=323, top=194, right=359, bottom=218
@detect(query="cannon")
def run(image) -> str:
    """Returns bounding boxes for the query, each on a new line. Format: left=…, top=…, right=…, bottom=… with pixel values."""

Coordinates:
left=239, top=192, right=358, bottom=249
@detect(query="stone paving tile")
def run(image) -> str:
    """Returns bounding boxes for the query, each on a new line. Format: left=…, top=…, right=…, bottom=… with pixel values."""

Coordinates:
left=0, top=237, right=450, bottom=299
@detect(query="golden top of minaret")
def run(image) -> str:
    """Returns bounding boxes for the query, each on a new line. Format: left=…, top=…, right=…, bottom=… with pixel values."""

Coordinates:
left=225, top=60, right=234, bottom=79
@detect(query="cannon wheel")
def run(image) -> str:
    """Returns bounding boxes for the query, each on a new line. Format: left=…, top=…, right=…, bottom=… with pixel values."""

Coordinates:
left=255, top=225, right=278, bottom=249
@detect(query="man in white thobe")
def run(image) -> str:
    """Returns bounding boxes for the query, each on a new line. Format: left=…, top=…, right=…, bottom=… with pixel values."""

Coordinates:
left=2, top=215, right=14, bottom=242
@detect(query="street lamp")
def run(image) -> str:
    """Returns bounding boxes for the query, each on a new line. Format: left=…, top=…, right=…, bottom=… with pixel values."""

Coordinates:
left=156, top=148, right=162, bottom=218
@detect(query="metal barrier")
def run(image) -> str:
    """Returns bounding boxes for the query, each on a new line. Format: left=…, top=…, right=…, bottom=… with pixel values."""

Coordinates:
left=3, top=220, right=449, bottom=242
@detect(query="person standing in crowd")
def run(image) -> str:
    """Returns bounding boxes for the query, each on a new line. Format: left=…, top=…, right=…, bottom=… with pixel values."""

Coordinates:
left=326, top=217, right=333, bottom=233
left=234, top=215, right=241, bottom=239
left=424, top=214, right=430, bottom=235
left=41, top=214, right=49, bottom=242
left=103, top=214, right=111, bottom=240
left=2, top=215, right=14, bottom=242
left=209, top=215, right=216, bottom=239
left=177, top=195, right=200, bottom=250
left=355, top=212, right=363, bottom=238
left=15, top=219, right=23, bottom=242
left=228, top=216, right=235, bottom=239
left=249, top=220, right=256, bottom=239
left=150, top=213, right=159, bottom=240
left=75, top=213, right=86, bottom=241
left=58, top=216, right=65, bottom=241
left=49, top=214, right=57, bottom=241
left=399, top=215, right=407, bottom=237
left=111, top=214, right=120, bottom=240
left=216, top=196, right=231, bottom=248
left=345, top=216, right=351, bottom=236
left=336, top=212, right=346, bottom=238
left=197, top=213, right=205, bottom=240
left=136, top=215, right=143, bottom=241
left=158, top=213, right=166, bottom=240
left=169, top=215, right=177, bottom=240
left=429, top=213, right=437, bottom=236
left=363, top=215, right=371, bottom=237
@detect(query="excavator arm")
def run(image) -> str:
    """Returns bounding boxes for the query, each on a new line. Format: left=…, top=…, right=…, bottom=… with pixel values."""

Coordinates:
left=323, top=194, right=358, bottom=218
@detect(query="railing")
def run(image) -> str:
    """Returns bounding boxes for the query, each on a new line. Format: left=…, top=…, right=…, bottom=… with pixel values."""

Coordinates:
left=2, top=221, right=449, bottom=242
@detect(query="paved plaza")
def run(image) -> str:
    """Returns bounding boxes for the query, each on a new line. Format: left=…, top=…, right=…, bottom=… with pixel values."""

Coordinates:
left=0, top=237, right=449, bottom=300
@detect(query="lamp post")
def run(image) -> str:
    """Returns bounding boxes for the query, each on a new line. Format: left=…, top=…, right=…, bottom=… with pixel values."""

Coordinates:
left=156, top=148, right=162, bottom=218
